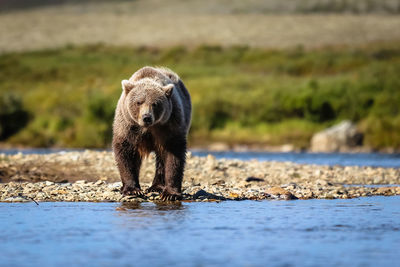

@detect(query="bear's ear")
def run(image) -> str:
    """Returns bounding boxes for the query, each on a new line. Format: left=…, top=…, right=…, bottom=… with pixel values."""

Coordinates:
left=121, top=80, right=134, bottom=94
left=163, top=84, right=174, bottom=98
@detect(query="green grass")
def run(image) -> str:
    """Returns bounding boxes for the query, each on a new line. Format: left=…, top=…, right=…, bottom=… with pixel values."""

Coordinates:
left=1, top=43, right=400, bottom=149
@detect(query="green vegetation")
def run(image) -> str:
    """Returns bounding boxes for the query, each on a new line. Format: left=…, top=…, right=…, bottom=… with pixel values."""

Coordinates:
left=0, top=93, right=30, bottom=140
left=0, top=43, right=399, bottom=149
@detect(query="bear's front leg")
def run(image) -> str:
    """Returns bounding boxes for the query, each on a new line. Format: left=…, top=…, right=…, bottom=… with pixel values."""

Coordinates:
left=160, top=138, right=186, bottom=201
left=113, top=140, right=143, bottom=196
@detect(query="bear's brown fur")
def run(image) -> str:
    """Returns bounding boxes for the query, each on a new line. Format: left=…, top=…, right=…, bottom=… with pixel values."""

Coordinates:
left=112, top=66, right=191, bottom=201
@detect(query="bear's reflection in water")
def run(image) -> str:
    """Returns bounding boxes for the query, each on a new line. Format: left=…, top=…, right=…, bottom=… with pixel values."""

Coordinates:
left=120, top=201, right=184, bottom=211
left=114, top=202, right=186, bottom=230
left=116, top=202, right=187, bottom=229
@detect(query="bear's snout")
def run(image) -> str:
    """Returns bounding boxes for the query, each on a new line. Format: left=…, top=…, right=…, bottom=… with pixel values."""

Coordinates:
left=142, top=113, right=153, bottom=126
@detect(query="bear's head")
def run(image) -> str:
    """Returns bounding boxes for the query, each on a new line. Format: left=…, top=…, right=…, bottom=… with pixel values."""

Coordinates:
left=121, top=78, right=174, bottom=127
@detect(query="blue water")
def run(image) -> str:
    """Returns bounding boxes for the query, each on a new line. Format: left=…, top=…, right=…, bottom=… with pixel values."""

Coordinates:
left=193, top=150, right=400, bottom=168
left=1, top=197, right=400, bottom=267
left=1, top=148, right=400, bottom=168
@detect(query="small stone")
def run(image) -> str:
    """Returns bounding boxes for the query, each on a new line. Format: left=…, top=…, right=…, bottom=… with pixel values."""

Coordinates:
left=108, top=182, right=122, bottom=189
left=4, top=196, right=30, bottom=202
left=212, top=179, right=225, bottom=185
left=229, top=193, right=239, bottom=198
left=206, top=154, right=215, bottom=161
left=95, top=180, right=105, bottom=185
left=314, top=170, right=323, bottom=176
left=50, top=190, right=68, bottom=195
left=193, top=189, right=209, bottom=199
left=265, top=187, right=297, bottom=200
left=245, top=177, right=264, bottom=182
left=373, top=176, right=383, bottom=184
left=376, top=187, right=394, bottom=195
left=315, top=179, right=328, bottom=186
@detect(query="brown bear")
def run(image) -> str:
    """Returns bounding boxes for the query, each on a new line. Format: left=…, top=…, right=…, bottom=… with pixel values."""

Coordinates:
left=112, top=66, right=191, bottom=201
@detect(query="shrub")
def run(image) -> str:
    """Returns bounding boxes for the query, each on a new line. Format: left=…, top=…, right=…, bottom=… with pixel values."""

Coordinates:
left=0, top=93, right=30, bottom=140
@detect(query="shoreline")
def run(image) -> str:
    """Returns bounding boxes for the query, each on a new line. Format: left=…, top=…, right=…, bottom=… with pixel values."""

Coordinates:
left=1, top=151, right=400, bottom=202
left=1, top=143, right=399, bottom=154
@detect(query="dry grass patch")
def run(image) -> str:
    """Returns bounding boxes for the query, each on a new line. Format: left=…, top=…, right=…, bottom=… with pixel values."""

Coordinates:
left=1, top=9, right=400, bottom=53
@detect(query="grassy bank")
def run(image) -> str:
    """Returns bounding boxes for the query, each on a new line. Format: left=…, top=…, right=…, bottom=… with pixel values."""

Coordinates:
left=1, top=43, right=400, bottom=149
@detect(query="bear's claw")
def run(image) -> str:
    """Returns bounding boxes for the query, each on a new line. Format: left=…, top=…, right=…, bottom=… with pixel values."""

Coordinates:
left=160, top=189, right=182, bottom=201
left=121, top=186, right=144, bottom=197
left=146, top=184, right=164, bottom=193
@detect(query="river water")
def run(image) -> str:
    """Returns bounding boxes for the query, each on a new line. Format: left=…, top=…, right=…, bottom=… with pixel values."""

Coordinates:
left=193, top=150, right=400, bottom=168
left=1, top=198, right=400, bottom=267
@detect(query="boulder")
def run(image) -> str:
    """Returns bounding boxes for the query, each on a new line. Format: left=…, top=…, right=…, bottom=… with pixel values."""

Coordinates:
left=310, top=120, right=363, bottom=152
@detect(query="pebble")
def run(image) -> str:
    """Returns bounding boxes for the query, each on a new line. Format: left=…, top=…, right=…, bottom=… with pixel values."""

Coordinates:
left=0, top=151, right=399, bottom=202
left=4, top=196, right=30, bottom=202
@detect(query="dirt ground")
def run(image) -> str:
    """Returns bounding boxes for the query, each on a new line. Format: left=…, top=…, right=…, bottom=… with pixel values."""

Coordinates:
left=1, top=4, right=399, bottom=53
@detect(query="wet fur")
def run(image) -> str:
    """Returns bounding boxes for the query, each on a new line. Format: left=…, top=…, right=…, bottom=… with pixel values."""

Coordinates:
left=112, top=67, right=191, bottom=201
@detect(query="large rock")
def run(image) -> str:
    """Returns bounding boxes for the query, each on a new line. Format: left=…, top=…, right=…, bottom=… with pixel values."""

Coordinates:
left=310, top=120, right=363, bottom=152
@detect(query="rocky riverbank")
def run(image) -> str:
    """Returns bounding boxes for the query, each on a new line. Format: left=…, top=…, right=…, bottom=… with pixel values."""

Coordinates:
left=1, top=151, right=399, bottom=202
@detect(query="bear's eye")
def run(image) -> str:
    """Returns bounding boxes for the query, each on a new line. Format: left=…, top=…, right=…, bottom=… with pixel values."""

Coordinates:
left=136, top=100, right=144, bottom=105
left=152, top=103, right=158, bottom=108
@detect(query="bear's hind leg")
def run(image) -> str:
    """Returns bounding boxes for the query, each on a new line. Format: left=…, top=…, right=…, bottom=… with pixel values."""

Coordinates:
left=147, top=153, right=165, bottom=193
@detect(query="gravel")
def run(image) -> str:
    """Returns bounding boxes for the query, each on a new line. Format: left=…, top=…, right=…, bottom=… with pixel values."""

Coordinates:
left=1, top=151, right=399, bottom=202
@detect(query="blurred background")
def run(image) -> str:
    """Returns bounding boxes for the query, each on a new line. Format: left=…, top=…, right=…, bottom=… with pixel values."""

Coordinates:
left=0, top=0, right=399, bottom=151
